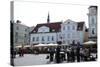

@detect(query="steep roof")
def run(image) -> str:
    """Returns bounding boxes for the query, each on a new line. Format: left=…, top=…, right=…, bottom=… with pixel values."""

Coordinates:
left=77, top=22, right=85, bottom=31
left=31, top=22, right=62, bottom=33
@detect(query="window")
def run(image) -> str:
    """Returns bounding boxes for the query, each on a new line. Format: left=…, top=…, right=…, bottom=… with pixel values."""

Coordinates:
left=67, top=34, right=70, bottom=38
left=24, top=34, right=27, bottom=38
left=63, top=26, right=65, bottom=30
left=92, top=28, right=95, bottom=34
left=16, top=26, right=19, bottom=30
left=42, top=36, right=44, bottom=41
left=32, top=37, right=35, bottom=41
left=68, top=22, right=70, bottom=24
left=48, top=36, right=49, bottom=41
left=15, top=32, right=18, bottom=42
left=25, top=29, right=27, bottom=31
left=67, top=26, right=70, bottom=30
left=73, top=26, right=75, bottom=30
left=15, top=32, right=18, bottom=37
left=36, top=37, right=39, bottom=41
left=92, top=17, right=94, bottom=24
left=52, top=36, right=54, bottom=41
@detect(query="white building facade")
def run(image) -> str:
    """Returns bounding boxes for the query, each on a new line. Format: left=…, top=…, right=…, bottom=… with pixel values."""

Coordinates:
left=88, top=6, right=97, bottom=41
left=30, top=22, right=62, bottom=45
left=61, top=19, right=85, bottom=45
left=30, top=19, right=86, bottom=45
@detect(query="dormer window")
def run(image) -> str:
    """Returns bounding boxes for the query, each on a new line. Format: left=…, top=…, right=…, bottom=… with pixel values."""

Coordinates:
left=68, top=22, right=70, bottom=24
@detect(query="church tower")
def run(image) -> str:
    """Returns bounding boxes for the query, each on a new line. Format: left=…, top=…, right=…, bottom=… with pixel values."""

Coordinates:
left=47, top=12, right=50, bottom=23
left=88, top=6, right=97, bottom=41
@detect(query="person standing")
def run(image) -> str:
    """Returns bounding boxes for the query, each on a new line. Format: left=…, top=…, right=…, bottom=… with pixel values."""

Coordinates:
left=71, top=48, right=75, bottom=62
left=76, top=42, right=80, bottom=62
left=80, top=48, right=84, bottom=61
left=55, top=46, right=61, bottom=63
left=49, top=47, right=54, bottom=62
left=66, top=48, right=70, bottom=62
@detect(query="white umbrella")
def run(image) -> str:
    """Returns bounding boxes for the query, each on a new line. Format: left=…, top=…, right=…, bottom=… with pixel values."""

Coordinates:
left=48, top=44, right=58, bottom=46
left=34, top=44, right=47, bottom=47
left=83, top=41, right=96, bottom=45
left=24, top=45, right=31, bottom=48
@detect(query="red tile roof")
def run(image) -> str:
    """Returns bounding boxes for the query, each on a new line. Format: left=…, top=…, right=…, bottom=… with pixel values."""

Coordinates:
left=31, top=22, right=62, bottom=33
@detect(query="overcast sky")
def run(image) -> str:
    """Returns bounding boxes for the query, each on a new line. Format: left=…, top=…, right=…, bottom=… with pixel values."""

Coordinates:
left=14, top=0, right=98, bottom=27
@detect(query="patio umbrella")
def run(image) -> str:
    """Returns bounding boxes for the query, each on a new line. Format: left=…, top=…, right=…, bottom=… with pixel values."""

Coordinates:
left=83, top=41, right=96, bottom=45
left=48, top=43, right=58, bottom=46
left=15, top=45, right=22, bottom=48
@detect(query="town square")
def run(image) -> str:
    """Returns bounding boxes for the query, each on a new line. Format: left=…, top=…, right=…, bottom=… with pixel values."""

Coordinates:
left=10, top=1, right=97, bottom=66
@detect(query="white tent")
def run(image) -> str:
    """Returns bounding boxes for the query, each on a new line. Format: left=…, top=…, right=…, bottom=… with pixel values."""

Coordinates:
left=34, top=43, right=58, bottom=47
left=24, top=45, right=31, bottom=48
left=15, top=45, right=22, bottom=48
left=83, top=41, right=96, bottom=45
left=48, top=44, right=58, bottom=46
left=34, top=44, right=47, bottom=47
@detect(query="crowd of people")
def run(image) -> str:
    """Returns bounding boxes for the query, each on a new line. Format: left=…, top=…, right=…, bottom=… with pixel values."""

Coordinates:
left=47, top=42, right=97, bottom=63
left=13, top=41, right=97, bottom=63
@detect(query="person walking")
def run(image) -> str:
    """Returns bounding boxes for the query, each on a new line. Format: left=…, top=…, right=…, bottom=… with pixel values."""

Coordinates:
left=76, top=42, right=80, bottom=62
left=18, top=48, right=21, bottom=57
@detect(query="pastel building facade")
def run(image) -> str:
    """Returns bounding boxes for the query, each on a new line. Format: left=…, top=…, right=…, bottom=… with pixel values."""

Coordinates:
left=30, top=19, right=86, bottom=45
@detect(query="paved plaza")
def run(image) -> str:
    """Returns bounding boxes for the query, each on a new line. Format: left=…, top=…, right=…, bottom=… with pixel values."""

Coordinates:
left=14, top=53, right=97, bottom=66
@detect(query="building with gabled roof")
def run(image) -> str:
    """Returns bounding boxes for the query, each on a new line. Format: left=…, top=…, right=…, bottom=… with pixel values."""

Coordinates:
left=30, top=18, right=86, bottom=45
left=61, top=19, right=86, bottom=45
left=30, top=22, right=62, bottom=45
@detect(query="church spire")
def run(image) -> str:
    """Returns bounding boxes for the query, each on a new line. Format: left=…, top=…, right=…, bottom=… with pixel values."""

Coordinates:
left=47, top=12, right=50, bottom=23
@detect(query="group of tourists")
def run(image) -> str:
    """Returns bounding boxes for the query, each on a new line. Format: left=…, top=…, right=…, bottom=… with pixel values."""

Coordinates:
left=47, top=42, right=96, bottom=63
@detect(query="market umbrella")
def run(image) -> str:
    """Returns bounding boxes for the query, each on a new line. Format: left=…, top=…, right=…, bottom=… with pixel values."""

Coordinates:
left=83, top=41, right=96, bottom=45
left=34, top=44, right=47, bottom=47
left=48, top=43, right=58, bottom=46
left=15, top=45, right=22, bottom=48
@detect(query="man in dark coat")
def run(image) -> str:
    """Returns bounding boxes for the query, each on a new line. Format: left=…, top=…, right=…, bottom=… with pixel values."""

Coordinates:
left=76, top=42, right=80, bottom=62
left=55, top=46, right=61, bottom=63
left=49, top=47, right=54, bottom=62
left=71, top=48, right=75, bottom=62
